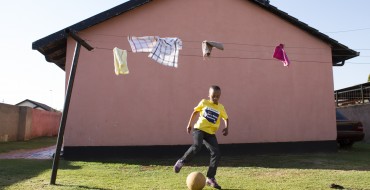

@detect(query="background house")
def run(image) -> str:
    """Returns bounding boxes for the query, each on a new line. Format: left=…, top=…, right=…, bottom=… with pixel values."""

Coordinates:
left=335, top=81, right=370, bottom=142
left=32, top=0, right=358, bottom=158
left=16, top=99, right=56, bottom=112
left=0, top=102, right=61, bottom=142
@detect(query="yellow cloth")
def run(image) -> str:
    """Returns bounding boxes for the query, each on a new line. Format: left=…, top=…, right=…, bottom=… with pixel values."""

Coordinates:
left=113, top=47, right=129, bottom=75
left=194, top=99, right=228, bottom=134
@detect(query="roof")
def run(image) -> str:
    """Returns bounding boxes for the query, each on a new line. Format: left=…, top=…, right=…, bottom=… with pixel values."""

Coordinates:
left=16, top=99, right=55, bottom=111
left=250, top=0, right=359, bottom=66
left=32, top=0, right=359, bottom=70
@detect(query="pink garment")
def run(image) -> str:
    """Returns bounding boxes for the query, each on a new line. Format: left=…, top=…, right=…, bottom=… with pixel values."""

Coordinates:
left=273, top=44, right=290, bottom=67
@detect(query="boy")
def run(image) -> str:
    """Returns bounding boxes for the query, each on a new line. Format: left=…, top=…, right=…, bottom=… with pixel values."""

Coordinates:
left=174, top=85, right=229, bottom=190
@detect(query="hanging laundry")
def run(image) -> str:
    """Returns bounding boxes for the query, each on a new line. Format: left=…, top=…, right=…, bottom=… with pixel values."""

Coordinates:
left=113, top=47, right=129, bottom=75
left=128, top=36, right=182, bottom=68
left=128, top=36, right=157, bottom=53
left=202, top=41, right=224, bottom=58
left=273, top=44, right=290, bottom=67
left=148, top=37, right=182, bottom=67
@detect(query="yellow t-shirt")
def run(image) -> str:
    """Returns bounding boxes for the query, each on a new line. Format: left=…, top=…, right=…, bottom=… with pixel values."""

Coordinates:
left=193, top=99, right=228, bottom=134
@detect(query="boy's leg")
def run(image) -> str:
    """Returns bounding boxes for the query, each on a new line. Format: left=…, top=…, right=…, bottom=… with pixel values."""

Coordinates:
left=174, top=129, right=204, bottom=173
left=181, top=129, right=204, bottom=162
left=203, top=134, right=220, bottom=179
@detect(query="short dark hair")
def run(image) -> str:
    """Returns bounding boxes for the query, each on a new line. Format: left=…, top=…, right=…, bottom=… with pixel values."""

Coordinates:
left=210, top=85, right=221, bottom=91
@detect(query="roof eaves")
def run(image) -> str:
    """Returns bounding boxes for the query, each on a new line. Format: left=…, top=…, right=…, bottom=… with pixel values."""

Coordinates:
left=32, top=0, right=152, bottom=70
left=26, top=99, right=53, bottom=111
left=15, top=99, right=53, bottom=111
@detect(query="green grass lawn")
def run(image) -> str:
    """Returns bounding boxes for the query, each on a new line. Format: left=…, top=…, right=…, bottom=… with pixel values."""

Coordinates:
left=0, top=136, right=57, bottom=154
left=1, top=142, right=370, bottom=190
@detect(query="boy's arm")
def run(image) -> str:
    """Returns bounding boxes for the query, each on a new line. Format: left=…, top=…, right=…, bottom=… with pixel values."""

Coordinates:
left=187, top=110, right=199, bottom=134
left=222, top=119, right=229, bottom=136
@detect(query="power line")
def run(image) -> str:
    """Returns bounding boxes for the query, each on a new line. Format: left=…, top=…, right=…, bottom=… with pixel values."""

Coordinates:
left=346, top=62, right=370, bottom=64
left=325, top=27, right=370, bottom=33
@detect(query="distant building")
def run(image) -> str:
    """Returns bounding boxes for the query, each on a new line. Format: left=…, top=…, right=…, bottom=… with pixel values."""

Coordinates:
left=16, top=99, right=56, bottom=112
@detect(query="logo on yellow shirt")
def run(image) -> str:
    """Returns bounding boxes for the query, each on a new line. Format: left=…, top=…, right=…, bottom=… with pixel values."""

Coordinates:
left=203, top=107, right=220, bottom=124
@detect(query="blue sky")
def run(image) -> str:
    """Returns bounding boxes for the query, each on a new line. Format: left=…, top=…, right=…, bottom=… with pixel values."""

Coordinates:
left=272, top=0, right=370, bottom=90
left=0, top=0, right=368, bottom=110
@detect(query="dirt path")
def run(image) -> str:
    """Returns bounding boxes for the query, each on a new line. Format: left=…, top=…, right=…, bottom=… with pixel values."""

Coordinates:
left=0, top=146, right=55, bottom=159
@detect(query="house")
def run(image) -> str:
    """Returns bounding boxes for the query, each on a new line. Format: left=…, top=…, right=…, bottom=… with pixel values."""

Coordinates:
left=0, top=102, right=61, bottom=142
left=335, top=82, right=370, bottom=143
left=16, top=99, right=56, bottom=112
left=32, top=0, right=358, bottom=159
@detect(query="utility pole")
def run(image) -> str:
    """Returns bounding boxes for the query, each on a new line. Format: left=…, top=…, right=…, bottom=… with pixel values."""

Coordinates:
left=50, top=29, right=93, bottom=185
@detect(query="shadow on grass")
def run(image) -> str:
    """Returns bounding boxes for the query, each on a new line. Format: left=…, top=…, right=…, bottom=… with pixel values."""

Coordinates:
left=53, top=185, right=248, bottom=190
left=54, top=184, right=112, bottom=190
left=0, top=159, right=80, bottom=188
left=74, top=143, right=370, bottom=172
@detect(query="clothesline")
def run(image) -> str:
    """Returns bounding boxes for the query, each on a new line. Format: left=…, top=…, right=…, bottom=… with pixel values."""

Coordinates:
left=81, top=32, right=351, bottom=51
left=86, top=36, right=325, bottom=50
left=95, top=46, right=331, bottom=64
left=182, top=54, right=331, bottom=63
left=79, top=31, right=370, bottom=53
left=92, top=45, right=362, bottom=58
left=100, top=35, right=369, bottom=76
left=85, top=37, right=370, bottom=57
left=87, top=34, right=370, bottom=76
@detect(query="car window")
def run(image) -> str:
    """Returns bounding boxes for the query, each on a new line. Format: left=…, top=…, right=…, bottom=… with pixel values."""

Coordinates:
left=336, top=110, right=348, bottom=120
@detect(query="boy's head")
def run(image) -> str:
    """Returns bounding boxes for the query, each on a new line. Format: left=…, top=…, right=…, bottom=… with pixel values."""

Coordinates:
left=209, top=85, right=221, bottom=104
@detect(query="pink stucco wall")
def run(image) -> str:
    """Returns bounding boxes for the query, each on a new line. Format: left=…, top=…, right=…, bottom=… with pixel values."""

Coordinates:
left=30, top=109, right=61, bottom=138
left=0, top=103, right=61, bottom=141
left=64, top=0, right=336, bottom=146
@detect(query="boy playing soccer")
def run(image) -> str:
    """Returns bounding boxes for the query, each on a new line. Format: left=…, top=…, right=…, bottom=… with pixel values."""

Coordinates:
left=174, top=85, right=229, bottom=190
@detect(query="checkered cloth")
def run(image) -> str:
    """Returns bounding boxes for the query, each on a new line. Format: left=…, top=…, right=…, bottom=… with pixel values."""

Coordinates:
left=128, top=36, right=182, bottom=68
left=128, top=36, right=157, bottom=53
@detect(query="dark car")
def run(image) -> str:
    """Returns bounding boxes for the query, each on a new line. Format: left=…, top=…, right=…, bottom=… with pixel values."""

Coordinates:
left=336, top=110, right=365, bottom=147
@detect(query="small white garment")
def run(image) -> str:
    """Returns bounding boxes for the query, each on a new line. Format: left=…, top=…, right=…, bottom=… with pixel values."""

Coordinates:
left=113, top=47, right=129, bottom=75
left=202, top=41, right=224, bottom=58
left=128, top=36, right=182, bottom=68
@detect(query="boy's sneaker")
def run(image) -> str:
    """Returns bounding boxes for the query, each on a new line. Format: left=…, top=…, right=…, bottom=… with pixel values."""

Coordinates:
left=173, top=159, right=184, bottom=173
left=206, top=178, right=222, bottom=189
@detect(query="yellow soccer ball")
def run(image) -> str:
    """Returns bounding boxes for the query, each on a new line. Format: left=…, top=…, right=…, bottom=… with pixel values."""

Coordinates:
left=186, top=171, right=206, bottom=190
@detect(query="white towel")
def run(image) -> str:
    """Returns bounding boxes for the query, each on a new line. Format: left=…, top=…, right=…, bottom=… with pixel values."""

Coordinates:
left=113, top=47, right=129, bottom=75
left=128, top=36, right=182, bottom=68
